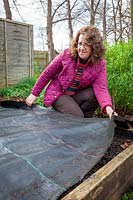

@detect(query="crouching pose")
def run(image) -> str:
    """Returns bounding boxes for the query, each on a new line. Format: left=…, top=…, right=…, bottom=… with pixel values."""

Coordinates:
left=26, top=25, right=117, bottom=119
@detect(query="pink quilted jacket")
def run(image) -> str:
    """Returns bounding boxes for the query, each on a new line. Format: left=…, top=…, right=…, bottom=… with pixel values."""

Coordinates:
left=32, top=49, right=112, bottom=111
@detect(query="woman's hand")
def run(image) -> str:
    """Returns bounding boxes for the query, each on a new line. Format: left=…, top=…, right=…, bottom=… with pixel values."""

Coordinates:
left=25, top=94, right=37, bottom=107
left=106, top=106, right=118, bottom=119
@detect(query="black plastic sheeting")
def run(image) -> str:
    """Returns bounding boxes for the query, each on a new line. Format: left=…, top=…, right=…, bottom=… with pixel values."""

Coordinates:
left=0, top=101, right=115, bottom=200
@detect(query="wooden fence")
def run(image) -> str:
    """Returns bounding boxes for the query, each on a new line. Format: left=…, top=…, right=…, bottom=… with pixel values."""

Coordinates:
left=0, top=18, right=33, bottom=88
left=34, top=50, right=59, bottom=73
left=34, top=50, right=49, bottom=72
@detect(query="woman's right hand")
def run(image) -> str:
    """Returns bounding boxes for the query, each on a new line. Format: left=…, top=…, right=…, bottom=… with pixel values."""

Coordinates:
left=25, top=94, right=37, bottom=107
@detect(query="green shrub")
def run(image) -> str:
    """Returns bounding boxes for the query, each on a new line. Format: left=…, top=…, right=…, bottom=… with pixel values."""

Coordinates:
left=105, top=41, right=133, bottom=113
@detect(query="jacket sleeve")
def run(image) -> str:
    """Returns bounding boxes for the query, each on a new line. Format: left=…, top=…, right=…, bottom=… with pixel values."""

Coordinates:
left=32, top=52, right=63, bottom=97
left=92, top=61, right=112, bottom=112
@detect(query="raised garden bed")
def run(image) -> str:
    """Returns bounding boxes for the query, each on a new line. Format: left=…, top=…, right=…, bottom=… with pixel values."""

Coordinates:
left=60, top=117, right=133, bottom=200
left=61, top=144, right=133, bottom=200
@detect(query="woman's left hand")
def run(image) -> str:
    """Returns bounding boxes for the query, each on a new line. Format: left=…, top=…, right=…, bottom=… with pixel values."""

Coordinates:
left=106, top=106, right=118, bottom=119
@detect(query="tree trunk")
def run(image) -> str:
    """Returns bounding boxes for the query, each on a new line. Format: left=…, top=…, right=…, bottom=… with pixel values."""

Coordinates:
left=66, top=0, right=73, bottom=42
left=47, top=0, right=54, bottom=61
left=103, top=0, right=107, bottom=41
left=89, top=0, right=101, bottom=25
left=90, top=0, right=95, bottom=25
left=111, top=0, right=117, bottom=42
left=3, top=0, right=12, bottom=19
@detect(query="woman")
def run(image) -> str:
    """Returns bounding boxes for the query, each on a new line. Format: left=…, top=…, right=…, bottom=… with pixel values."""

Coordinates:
left=26, top=25, right=117, bottom=119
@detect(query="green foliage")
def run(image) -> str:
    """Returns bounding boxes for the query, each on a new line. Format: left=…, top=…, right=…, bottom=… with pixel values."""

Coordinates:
left=121, top=189, right=133, bottom=200
left=0, top=78, right=36, bottom=98
left=105, top=41, right=133, bottom=113
left=36, top=92, right=44, bottom=106
left=0, top=77, right=44, bottom=105
left=121, top=194, right=129, bottom=200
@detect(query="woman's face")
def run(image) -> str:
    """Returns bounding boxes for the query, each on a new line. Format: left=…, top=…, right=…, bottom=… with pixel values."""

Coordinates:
left=77, top=34, right=92, bottom=61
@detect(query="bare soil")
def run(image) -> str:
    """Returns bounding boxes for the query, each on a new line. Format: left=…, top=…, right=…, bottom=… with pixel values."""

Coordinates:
left=58, top=126, right=133, bottom=199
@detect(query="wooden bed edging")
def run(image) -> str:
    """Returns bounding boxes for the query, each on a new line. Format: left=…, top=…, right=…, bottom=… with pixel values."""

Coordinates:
left=62, top=144, right=133, bottom=200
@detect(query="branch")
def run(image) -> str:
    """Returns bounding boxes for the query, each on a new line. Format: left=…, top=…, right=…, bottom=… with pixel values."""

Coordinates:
left=38, top=0, right=45, bottom=14
left=71, top=0, right=78, bottom=11
left=52, top=0, right=66, bottom=19
left=53, top=17, right=74, bottom=24
left=13, top=0, right=25, bottom=22
left=94, top=0, right=101, bottom=13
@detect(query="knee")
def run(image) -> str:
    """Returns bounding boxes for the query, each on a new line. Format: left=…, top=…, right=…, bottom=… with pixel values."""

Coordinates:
left=83, top=87, right=97, bottom=102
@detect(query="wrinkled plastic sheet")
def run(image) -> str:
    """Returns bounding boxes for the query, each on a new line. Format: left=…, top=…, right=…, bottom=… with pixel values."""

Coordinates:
left=0, top=102, right=115, bottom=200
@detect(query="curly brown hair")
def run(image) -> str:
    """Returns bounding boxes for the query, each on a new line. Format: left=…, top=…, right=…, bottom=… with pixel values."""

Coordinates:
left=70, top=25, right=105, bottom=64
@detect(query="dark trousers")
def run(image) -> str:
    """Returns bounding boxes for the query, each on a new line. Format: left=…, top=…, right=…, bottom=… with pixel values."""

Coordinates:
left=52, top=87, right=99, bottom=118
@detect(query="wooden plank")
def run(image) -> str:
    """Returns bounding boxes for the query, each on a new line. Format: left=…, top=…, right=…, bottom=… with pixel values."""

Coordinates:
left=0, top=20, right=6, bottom=87
left=62, top=144, right=133, bottom=200
left=0, top=63, right=6, bottom=87
left=28, top=25, right=33, bottom=77
left=4, top=20, right=8, bottom=87
left=7, top=66, right=30, bottom=85
left=0, top=18, right=32, bottom=27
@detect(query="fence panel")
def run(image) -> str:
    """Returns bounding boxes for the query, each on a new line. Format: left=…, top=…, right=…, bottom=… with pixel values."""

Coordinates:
left=0, top=18, right=33, bottom=88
